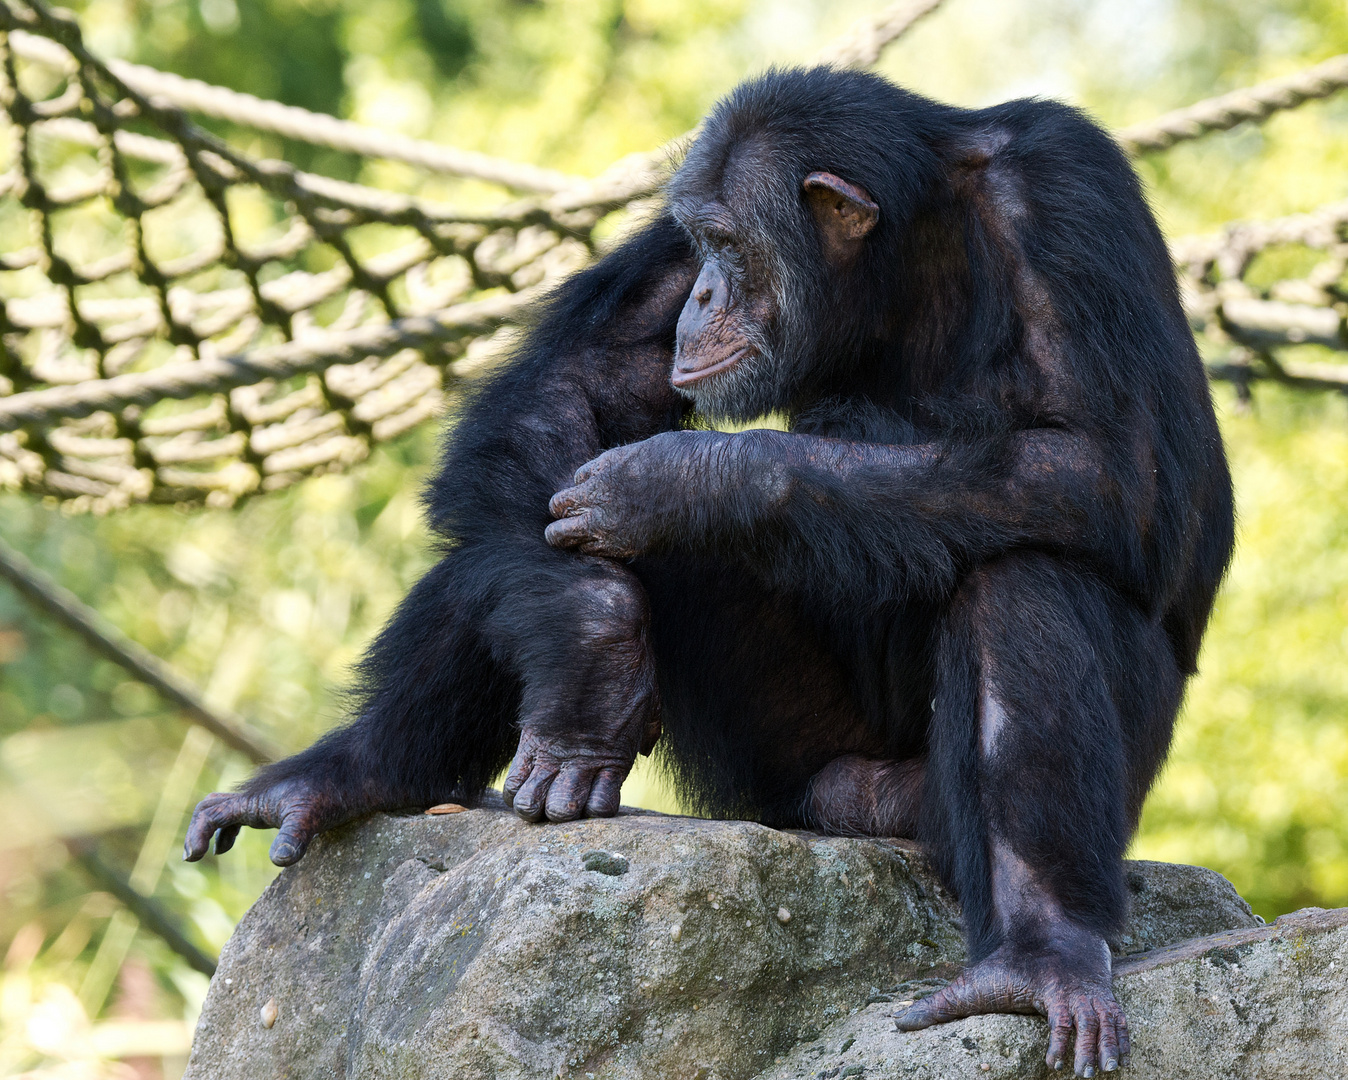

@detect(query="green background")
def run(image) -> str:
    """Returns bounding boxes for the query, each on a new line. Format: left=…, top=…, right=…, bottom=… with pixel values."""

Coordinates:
left=0, top=0, right=1345, bottom=1069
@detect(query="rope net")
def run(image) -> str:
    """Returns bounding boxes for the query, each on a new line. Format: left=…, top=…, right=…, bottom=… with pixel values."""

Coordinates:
left=0, top=0, right=1342, bottom=512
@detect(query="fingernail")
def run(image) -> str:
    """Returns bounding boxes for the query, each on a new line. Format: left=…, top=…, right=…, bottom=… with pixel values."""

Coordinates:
left=1084, top=1067, right=1095, bottom=1078
left=1053, top=1062, right=1065, bottom=1072
left=1104, top=1060, right=1117, bottom=1072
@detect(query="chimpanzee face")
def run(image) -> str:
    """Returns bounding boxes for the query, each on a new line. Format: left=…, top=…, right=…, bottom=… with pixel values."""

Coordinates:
left=668, top=196, right=782, bottom=421
left=669, top=156, right=879, bottom=423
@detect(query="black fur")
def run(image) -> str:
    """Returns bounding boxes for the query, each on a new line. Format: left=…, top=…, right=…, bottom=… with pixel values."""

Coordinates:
left=225, top=68, right=1233, bottom=966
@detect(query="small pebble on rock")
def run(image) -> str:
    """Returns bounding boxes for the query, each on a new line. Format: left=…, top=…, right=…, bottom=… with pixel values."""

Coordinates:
left=777, top=907, right=792, bottom=923
left=260, top=999, right=279, bottom=1029
left=424, top=803, right=467, bottom=815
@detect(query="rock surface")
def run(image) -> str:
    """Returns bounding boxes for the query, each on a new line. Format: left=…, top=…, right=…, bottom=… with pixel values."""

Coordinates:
left=184, top=800, right=1346, bottom=1080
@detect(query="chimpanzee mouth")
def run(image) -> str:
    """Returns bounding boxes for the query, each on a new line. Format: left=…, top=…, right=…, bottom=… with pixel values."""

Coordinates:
left=670, top=345, right=754, bottom=388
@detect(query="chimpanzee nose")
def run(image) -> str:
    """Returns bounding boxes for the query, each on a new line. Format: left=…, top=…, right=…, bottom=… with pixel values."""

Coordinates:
left=696, top=286, right=713, bottom=305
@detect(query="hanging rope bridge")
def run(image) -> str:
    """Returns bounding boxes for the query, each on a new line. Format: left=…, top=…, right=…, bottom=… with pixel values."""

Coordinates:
left=0, top=0, right=1343, bottom=513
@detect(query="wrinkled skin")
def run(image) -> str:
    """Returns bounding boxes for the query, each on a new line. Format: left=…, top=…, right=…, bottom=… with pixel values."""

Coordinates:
left=501, top=568, right=662, bottom=822
left=895, top=934, right=1130, bottom=1076
left=183, top=778, right=357, bottom=868
left=545, top=430, right=740, bottom=558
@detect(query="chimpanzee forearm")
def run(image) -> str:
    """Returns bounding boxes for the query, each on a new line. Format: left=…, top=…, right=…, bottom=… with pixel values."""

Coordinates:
left=729, top=427, right=1139, bottom=599
left=432, top=231, right=695, bottom=654
left=547, top=424, right=1144, bottom=604
left=413, top=219, right=696, bottom=819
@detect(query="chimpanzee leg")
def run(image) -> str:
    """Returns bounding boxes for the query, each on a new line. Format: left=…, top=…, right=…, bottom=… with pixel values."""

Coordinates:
left=897, top=553, right=1182, bottom=1077
left=184, top=552, right=523, bottom=866
left=636, top=555, right=884, bottom=822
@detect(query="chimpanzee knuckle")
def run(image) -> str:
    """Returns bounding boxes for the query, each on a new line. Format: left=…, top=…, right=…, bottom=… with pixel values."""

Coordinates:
left=183, top=813, right=218, bottom=860
left=548, top=489, right=575, bottom=517
left=544, top=778, right=588, bottom=821
left=511, top=790, right=545, bottom=822
left=586, top=769, right=624, bottom=816
left=269, top=823, right=312, bottom=867
left=544, top=515, right=592, bottom=549
left=504, top=761, right=531, bottom=790
left=511, top=764, right=559, bottom=822
left=503, top=760, right=535, bottom=802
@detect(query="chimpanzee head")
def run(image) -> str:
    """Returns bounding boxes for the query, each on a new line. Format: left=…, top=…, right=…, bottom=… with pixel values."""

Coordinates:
left=666, top=67, right=945, bottom=421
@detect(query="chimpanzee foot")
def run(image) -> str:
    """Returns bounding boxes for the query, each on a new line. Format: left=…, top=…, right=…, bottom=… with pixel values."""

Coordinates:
left=502, top=728, right=640, bottom=823
left=183, top=777, right=358, bottom=867
left=893, top=945, right=1130, bottom=1077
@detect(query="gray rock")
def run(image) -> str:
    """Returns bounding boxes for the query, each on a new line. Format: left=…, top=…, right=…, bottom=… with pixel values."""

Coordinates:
left=186, top=800, right=1339, bottom=1080
left=1115, top=859, right=1257, bottom=955
left=759, top=908, right=1348, bottom=1080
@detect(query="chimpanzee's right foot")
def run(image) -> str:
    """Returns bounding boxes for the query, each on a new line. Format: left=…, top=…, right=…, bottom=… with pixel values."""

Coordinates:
left=893, top=933, right=1130, bottom=1077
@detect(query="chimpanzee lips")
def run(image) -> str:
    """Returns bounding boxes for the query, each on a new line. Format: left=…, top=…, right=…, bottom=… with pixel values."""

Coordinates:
left=670, top=345, right=753, bottom=388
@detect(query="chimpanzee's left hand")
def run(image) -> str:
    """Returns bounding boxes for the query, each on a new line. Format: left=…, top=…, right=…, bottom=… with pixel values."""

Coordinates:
left=546, top=429, right=735, bottom=557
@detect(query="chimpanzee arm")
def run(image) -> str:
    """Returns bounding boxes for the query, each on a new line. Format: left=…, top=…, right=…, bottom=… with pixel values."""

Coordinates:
left=185, top=216, right=697, bottom=865
left=545, top=419, right=1152, bottom=607
left=435, top=217, right=699, bottom=822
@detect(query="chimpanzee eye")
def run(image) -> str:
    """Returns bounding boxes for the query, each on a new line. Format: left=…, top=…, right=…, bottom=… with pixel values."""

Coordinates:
left=701, top=225, right=737, bottom=251
left=716, top=239, right=746, bottom=271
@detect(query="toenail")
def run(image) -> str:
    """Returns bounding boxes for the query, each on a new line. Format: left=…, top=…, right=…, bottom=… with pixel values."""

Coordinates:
left=1104, top=1060, right=1117, bottom=1072
left=1084, top=1068, right=1095, bottom=1078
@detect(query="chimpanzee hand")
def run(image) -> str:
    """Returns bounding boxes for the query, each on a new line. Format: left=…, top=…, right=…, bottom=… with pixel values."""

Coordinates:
left=502, top=567, right=661, bottom=822
left=183, top=775, right=359, bottom=867
left=545, top=429, right=735, bottom=558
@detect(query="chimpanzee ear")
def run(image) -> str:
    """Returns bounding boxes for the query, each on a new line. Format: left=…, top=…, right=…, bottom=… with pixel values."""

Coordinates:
left=803, top=172, right=879, bottom=263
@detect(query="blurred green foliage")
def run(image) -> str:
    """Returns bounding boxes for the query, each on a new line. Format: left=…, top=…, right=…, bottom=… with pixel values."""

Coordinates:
left=0, top=0, right=1346, bottom=1072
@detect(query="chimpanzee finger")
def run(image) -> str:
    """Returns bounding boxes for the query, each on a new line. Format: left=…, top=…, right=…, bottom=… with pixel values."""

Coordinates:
left=548, top=486, right=583, bottom=519
left=269, top=809, right=316, bottom=866
left=1116, top=1010, right=1131, bottom=1068
left=1097, top=1004, right=1121, bottom=1072
left=1044, top=1000, right=1073, bottom=1072
left=183, top=794, right=238, bottom=861
left=585, top=767, right=624, bottom=817
left=544, top=513, right=599, bottom=550
left=1073, top=1001, right=1100, bottom=1077
left=510, top=761, right=560, bottom=822
left=544, top=762, right=592, bottom=821
left=502, top=744, right=537, bottom=807
left=213, top=824, right=242, bottom=855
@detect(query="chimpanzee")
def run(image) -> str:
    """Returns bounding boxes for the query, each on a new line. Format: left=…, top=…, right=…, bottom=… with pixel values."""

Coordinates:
left=186, top=68, right=1233, bottom=1075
